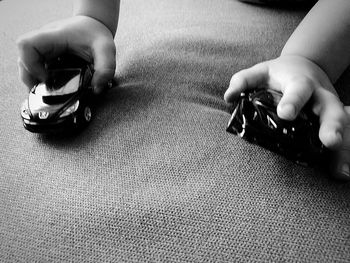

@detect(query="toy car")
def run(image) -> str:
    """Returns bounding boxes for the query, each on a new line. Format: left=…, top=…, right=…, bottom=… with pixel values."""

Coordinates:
left=226, top=88, right=327, bottom=166
left=21, top=55, right=94, bottom=133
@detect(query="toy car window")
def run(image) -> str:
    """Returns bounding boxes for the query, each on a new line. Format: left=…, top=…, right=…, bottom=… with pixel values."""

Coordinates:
left=253, top=90, right=281, bottom=109
left=35, top=69, right=81, bottom=96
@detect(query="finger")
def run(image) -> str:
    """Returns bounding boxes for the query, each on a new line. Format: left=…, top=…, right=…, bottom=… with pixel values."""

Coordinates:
left=16, top=30, right=68, bottom=82
left=329, top=107, right=350, bottom=181
left=224, top=62, right=268, bottom=102
left=18, top=58, right=39, bottom=90
left=315, top=89, right=348, bottom=149
left=91, top=38, right=116, bottom=94
left=330, top=149, right=350, bottom=181
left=17, top=33, right=48, bottom=82
left=277, top=77, right=314, bottom=120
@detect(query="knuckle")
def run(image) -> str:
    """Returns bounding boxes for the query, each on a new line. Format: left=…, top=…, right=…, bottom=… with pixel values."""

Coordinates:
left=93, top=68, right=115, bottom=81
left=95, top=37, right=116, bottom=52
left=17, top=57, right=23, bottom=66
left=282, top=90, right=307, bottom=109
left=290, top=75, right=314, bottom=89
left=106, top=41, right=117, bottom=54
left=229, top=74, right=238, bottom=86
left=230, top=72, right=246, bottom=88
left=339, top=109, right=349, bottom=126
left=16, top=31, right=38, bottom=48
left=16, top=35, right=30, bottom=50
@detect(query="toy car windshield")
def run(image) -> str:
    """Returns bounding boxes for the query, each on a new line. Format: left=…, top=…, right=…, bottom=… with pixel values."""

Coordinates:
left=226, top=89, right=327, bottom=166
left=35, top=69, right=81, bottom=95
left=33, top=69, right=81, bottom=104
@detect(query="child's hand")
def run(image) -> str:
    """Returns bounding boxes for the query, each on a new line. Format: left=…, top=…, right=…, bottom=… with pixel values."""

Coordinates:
left=17, top=15, right=116, bottom=94
left=224, top=55, right=349, bottom=150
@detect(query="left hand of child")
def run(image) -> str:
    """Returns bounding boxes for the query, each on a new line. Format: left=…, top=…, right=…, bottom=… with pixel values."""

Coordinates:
left=224, top=55, right=349, bottom=150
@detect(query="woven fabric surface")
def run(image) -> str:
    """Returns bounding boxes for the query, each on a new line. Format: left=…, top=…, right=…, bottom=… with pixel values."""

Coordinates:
left=1, top=0, right=350, bottom=262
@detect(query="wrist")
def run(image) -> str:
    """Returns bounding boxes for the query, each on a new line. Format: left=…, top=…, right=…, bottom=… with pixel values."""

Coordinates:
left=280, top=54, right=331, bottom=81
left=73, top=0, right=120, bottom=37
left=278, top=54, right=338, bottom=97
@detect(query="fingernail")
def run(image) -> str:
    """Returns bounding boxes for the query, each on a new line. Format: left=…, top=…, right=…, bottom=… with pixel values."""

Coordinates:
left=336, top=163, right=350, bottom=181
left=279, top=104, right=295, bottom=119
left=224, top=91, right=231, bottom=102
left=335, top=131, right=343, bottom=145
left=224, top=89, right=229, bottom=99
left=341, top=163, right=350, bottom=176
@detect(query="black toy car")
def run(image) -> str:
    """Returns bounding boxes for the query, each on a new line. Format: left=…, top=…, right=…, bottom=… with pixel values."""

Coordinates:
left=226, top=88, right=327, bottom=166
left=21, top=55, right=94, bottom=133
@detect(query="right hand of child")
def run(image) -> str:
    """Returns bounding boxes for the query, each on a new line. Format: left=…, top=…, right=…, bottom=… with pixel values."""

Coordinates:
left=17, top=15, right=116, bottom=94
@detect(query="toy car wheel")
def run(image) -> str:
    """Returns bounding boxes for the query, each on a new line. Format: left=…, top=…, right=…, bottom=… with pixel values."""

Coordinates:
left=83, top=106, right=92, bottom=123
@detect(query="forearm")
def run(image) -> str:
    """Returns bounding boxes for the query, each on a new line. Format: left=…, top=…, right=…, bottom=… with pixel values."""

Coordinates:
left=73, top=0, right=120, bottom=37
left=281, top=0, right=350, bottom=83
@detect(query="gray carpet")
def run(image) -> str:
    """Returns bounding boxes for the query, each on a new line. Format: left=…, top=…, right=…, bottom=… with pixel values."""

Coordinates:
left=1, top=0, right=350, bottom=262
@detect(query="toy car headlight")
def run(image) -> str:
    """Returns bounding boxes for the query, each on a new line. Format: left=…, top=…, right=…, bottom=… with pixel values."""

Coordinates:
left=60, top=100, right=79, bottom=118
left=21, top=100, right=31, bottom=120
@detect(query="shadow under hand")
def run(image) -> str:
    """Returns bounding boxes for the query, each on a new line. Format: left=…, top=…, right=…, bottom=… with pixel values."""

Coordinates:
left=36, top=78, right=160, bottom=149
left=237, top=0, right=317, bottom=10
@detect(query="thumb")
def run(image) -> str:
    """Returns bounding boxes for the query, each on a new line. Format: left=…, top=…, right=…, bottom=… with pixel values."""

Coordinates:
left=91, top=38, right=116, bottom=94
left=224, top=63, right=268, bottom=102
left=316, top=89, right=348, bottom=149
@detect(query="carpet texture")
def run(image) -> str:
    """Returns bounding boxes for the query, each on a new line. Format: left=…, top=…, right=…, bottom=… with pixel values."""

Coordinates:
left=1, top=0, right=350, bottom=262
